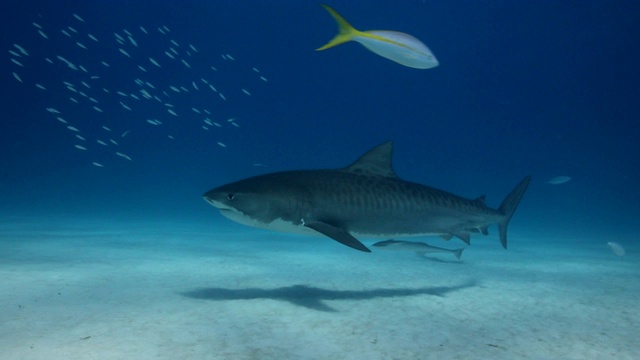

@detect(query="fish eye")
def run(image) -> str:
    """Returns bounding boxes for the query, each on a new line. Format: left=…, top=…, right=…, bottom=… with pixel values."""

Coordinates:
left=226, top=194, right=235, bottom=200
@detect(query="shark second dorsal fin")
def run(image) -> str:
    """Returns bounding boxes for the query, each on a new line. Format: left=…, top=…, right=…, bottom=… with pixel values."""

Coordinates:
left=343, top=141, right=398, bottom=178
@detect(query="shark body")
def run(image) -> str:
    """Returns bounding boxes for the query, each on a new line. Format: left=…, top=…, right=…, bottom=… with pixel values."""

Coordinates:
left=203, top=142, right=530, bottom=252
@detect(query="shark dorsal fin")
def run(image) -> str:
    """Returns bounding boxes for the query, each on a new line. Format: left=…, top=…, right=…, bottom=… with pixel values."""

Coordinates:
left=474, top=195, right=487, bottom=205
left=343, top=141, right=398, bottom=178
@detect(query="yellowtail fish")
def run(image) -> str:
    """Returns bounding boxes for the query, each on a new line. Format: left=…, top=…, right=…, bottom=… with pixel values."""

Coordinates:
left=317, top=4, right=438, bottom=69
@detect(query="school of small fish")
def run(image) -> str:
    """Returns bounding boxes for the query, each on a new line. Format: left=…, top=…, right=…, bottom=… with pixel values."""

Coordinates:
left=9, top=13, right=270, bottom=168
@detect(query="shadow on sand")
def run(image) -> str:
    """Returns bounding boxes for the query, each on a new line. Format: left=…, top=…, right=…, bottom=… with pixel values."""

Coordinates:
left=181, top=281, right=476, bottom=312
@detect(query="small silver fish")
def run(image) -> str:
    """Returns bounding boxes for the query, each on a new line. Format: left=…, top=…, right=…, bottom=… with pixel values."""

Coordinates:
left=607, top=242, right=625, bottom=258
left=547, top=176, right=571, bottom=185
left=372, top=240, right=465, bottom=260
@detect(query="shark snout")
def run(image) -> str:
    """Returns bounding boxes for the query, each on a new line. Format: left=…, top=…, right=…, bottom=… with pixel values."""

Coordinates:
left=202, top=190, right=219, bottom=207
left=203, top=190, right=234, bottom=211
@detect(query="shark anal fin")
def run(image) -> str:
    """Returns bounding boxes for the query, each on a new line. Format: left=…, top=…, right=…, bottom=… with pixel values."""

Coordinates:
left=304, top=221, right=371, bottom=252
left=453, top=232, right=471, bottom=245
left=440, top=234, right=453, bottom=241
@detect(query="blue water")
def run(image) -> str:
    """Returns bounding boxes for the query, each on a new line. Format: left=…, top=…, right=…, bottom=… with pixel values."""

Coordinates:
left=1, top=1, right=639, bottom=358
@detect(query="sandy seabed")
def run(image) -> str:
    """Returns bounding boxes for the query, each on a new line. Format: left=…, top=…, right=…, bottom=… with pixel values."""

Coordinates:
left=0, top=217, right=637, bottom=360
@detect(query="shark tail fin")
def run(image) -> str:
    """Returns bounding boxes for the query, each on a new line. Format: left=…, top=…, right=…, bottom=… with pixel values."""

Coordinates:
left=497, top=176, right=532, bottom=249
left=316, top=5, right=360, bottom=51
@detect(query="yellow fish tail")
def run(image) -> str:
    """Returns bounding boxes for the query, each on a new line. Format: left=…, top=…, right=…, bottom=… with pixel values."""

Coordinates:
left=316, top=4, right=361, bottom=51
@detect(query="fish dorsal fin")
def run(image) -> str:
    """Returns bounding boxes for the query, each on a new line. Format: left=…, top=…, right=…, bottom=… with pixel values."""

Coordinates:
left=343, top=142, right=398, bottom=178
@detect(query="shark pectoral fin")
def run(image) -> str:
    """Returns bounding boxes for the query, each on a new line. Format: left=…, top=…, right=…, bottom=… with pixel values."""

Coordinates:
left=304, top=221, right=371, bottom=253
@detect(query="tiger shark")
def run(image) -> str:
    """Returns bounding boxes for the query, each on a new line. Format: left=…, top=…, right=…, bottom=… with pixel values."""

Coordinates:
left=203, top=142, right=530, bottom=252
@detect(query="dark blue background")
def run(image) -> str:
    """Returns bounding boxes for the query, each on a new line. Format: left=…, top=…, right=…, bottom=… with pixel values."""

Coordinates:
left=1, top=1, right=638, bottom=241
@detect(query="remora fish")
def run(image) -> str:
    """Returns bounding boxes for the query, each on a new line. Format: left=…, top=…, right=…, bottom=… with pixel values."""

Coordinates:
left=203, top=142, right=530, bottom=252
left=372, top=239, right=465, bottom=260
left=316, top=4, right=439, bottom=69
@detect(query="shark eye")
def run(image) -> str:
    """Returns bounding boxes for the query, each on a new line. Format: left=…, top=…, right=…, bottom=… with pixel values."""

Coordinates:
left=226, top=194, right=235, bottom=200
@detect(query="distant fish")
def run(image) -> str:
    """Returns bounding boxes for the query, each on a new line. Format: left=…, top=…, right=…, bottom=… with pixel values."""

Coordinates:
left=547, top=176, right=571, bottom=185
left=73, top=13, right=85, bottom=22
left=13, top=44, right=29, bottom=56
left=607, top=242, right=625, bottom=258
left=10, top=58, right=24, bottom=67
left=92, top=162, right=104, bottom=168
left=317, top=4, right=439, bottom=69
left=149, top=57, right=161, bottom=67
left=115, top=152, right=133, bottom=161
left=372, top=240, right=465, bottom=260
left=118, top=48, right=131, bottom=57
left=128, top=35, right=138, bottom=47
